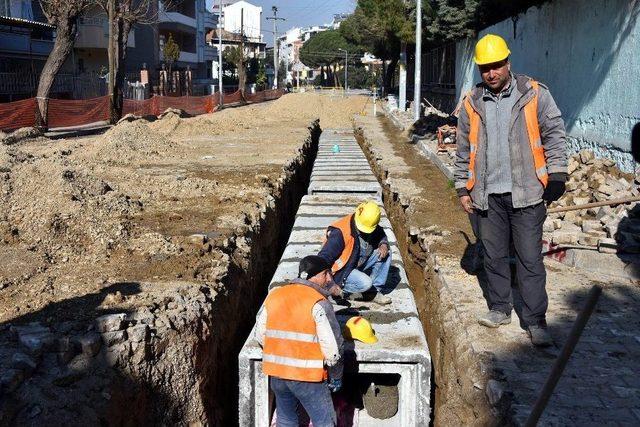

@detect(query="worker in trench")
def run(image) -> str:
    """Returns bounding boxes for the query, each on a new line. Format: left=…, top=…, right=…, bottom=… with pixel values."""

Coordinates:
left=454, top=34, right=568, bottom=346
left=317, top=201, right=392, bottom=305
left=255, top=255, right=344, bottom=427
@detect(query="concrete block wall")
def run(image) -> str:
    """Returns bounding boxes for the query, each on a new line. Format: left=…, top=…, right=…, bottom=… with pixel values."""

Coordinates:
left=455, top=0, right=640, bottom=172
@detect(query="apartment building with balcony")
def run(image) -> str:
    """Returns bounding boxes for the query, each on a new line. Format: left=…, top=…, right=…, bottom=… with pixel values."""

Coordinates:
left=159, top=0, right=218, bottom=81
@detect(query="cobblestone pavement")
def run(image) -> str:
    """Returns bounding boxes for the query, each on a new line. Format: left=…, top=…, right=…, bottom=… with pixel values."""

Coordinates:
left=366, top=106, right=640, bottom=425
left=437, top=234, right=640, bottom=425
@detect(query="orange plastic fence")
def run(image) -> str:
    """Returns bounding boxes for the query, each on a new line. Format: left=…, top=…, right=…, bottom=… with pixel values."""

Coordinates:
left=48, top=96, right=110, bottom=128
left=0, top=98, right=37, bottom=131
left=223, top=90, right=242, bottom=105
left=0, top=89, right=284, bottom=132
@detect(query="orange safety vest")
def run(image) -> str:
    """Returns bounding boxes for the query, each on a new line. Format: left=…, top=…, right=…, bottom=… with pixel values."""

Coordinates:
left=262, top=284, right=327, bottom=382
left=323, top=214, right=355, bottom=274
left=463, top=80, right=548, bottom=191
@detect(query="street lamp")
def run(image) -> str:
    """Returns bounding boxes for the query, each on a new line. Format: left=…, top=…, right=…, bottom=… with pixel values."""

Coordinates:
left=338, top=48, right=348, bottom=93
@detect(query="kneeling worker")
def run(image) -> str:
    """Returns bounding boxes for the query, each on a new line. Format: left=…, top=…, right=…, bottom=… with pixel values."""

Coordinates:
left=256, top=255, right=344, bottom=427
left=318, top=201, right=392, bottom=305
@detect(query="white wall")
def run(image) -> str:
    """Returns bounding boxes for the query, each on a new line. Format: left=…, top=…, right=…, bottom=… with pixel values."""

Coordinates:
left=223, top=0, right=261, bottom=41
left=456, top=0, right=640, bottom=171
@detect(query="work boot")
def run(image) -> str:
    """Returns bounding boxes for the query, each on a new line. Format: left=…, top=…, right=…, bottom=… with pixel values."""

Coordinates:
left=371, top=292, right=392, bottom=305
left=345, top=292, right=364, bottom=301
left=528, top=325, right=553, bottom=347
left=477, top=310, right=511, bottom=328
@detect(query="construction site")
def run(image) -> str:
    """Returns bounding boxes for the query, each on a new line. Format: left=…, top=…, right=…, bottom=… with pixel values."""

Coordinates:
left=1, top=0, right=639, bottom=425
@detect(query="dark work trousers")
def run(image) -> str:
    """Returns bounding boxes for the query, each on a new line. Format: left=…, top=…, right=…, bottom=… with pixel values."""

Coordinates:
left=478, top=193, right=548, bottom=326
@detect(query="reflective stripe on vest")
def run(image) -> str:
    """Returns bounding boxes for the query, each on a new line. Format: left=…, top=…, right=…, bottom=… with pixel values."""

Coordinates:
left=463, top=96, right=480, bottom=191
left=262, top=284, right=326, bottom=382
left=464, top=80, right=548, bottom=191
left=523, top=81, right=549, bottom=187
left=322, top=214, right=355, bottom=274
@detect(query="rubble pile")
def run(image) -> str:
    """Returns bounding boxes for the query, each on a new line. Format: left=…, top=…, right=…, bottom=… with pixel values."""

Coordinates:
left=410, top=111, right=457, bottom=137
left=545, top=150, right=640, bottom=253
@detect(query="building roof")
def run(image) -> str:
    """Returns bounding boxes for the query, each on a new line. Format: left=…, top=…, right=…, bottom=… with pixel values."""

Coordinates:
left=0, top=15, right=54, bottom=29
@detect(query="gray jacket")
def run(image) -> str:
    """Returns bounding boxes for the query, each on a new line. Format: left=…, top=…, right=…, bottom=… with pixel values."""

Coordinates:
left=454, top=74, right=567, bottom=210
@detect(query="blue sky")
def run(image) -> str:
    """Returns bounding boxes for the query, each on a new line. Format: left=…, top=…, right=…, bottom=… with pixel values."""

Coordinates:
left=206, top=0, right=357, bottom=46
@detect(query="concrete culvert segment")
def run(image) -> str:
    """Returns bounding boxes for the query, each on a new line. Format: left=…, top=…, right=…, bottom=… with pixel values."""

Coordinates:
left=239, top=129, right=432, bottom=426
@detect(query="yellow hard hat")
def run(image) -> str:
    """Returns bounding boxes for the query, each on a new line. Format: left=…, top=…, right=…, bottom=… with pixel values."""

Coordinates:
left=474, top=34, right=511, bottom=65
left=354, top=201, right=381, bottom=234
left=344, top=316, right=378, bottom=344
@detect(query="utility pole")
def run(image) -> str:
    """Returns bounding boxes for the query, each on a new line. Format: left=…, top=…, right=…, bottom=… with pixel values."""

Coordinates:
left=413, top=0, right=422, bottom=121
left=266, top=6, right=285, bottom=89
left=218, top=0, right=224, bottom=106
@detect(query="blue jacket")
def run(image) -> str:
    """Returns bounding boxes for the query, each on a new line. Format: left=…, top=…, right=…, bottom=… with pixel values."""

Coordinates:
left=317, top=216, right=388, bottom=285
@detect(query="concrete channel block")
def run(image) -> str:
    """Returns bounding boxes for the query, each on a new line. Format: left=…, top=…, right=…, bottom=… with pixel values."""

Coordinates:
left=240, top=130, right=430, bottom=426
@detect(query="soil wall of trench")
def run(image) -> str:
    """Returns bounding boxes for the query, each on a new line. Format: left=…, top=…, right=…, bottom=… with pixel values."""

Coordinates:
left=0, top=122, right=321, bottom=426
left=355, top=119, right=508, bottom=426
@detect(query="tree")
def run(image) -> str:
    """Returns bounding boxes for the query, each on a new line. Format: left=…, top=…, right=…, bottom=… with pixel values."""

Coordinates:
left=339, top=1, right=423, bottom=94
left=163, top=33, right=180, bottom=75
left=35, top=0, right=90, bottom=128
left=99, top=0, right=164, bottom=122
left=255, top=62, right=267, bottom=91
left=299, top=30, right=355, bottom=87
left=223, top=46, right=248, bottom=98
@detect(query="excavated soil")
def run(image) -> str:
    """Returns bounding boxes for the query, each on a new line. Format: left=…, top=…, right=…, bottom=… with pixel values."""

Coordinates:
left=0, top=93, right=368, bottom=425
left=0, top=93, right=367, bottom=323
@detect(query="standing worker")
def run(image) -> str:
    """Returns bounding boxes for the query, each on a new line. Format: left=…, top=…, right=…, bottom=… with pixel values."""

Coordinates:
left=255, top=255, right=344, bottom=427
left=318, top=201, right=392, bottom=305
left=454, top=34, right=567, bottom=346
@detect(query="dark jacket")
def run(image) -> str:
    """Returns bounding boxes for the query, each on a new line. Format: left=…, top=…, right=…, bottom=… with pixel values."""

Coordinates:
left=317, top=216, right=388, bottom=285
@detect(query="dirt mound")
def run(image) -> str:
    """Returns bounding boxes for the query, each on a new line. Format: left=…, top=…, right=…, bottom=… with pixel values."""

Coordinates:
left=154, top=92, right=369, bottom=138
left=95, top=120, right=177, bottom=163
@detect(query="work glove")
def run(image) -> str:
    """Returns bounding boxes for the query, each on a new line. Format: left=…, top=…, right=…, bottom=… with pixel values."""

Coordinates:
left=542, top=173, right=567, bottom=203
left=328, top=378, right=342, bottom=393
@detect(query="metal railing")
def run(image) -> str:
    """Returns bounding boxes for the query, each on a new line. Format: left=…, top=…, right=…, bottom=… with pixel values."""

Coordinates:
left=0, top=72, right=107, bottom=99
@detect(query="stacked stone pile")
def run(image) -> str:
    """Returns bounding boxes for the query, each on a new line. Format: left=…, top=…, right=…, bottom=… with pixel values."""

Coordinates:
left=545, top=150, right=640, bottom=253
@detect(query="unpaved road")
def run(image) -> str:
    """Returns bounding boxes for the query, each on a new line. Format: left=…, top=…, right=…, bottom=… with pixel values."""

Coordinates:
left=0, top=93, right=368, bottom=324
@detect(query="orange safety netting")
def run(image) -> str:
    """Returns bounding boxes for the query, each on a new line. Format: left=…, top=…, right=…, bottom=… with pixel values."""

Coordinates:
left=0, top=98, right=37, bottom=131
left=223, top=90, right=243, bottom=105
left=0, top=89, right=284, bottom=132
left=154, top=95, right=218, bottom=116
left=122, top=98, right=156, bottom=117
left=47, top=96, right=110, bottom=128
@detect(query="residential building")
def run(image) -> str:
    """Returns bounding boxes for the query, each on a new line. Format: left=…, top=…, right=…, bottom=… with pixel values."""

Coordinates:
left=158, top=0, right=218, bottom=81
left=278, top=25, right=331, bottom=84
left=0, top=0, right=55, bottom=100
left=207, top=0, right=266, bottom=82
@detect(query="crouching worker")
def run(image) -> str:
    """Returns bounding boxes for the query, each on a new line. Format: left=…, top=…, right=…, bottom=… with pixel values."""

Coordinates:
left=256, top=255, right=344, bottom=427
left=318, top=201, right=392, bottom=305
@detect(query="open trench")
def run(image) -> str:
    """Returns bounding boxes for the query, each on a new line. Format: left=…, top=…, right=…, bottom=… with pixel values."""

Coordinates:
left=0, top=122, right=321, bottom=426
left=354, top=116, right=500, bottom=426
left=3, top=113, right=497, bottom=426
left=192, top=122, right=322, bottom=425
